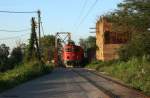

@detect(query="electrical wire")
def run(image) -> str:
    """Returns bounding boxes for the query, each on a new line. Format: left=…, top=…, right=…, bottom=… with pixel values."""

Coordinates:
left=0, top=28, right=30, bottom=32
left=0, top=10, right=36, bottom=41
left=0, top=33, right=30, bottom=40
left=0, top=10, right=37, bottom=14
left=77, top=0, right=88, bottom=22
left=79, top=0, right=98, bottom=25
left=75, top=0, right=98, bottom=31
left=73, top=0, right=88, bottom=29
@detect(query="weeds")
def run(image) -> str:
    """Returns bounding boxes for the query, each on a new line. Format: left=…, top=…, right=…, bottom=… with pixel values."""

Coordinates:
left=86, top=57, right=150, bottom=96
left=0, top=62, right=53, bottom=92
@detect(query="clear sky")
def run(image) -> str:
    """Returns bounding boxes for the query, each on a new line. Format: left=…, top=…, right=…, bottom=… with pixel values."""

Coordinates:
left=0, top=0, right=123, bottom=48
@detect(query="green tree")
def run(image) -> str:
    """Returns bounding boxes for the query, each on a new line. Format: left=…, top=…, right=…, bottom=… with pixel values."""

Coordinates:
left=26, top=31, right=36, bottom=61
left=79, top=36, right=96, bottom=50
left=79, top=38, right=87, bottom=50
left=105, top=0, right=150, bottom=60
left=0, top=44, right=9, bottom=72
left=40, top=35, right=55, bottom=62
left=9, top=47, right=23, bottom=66
left=107, top=0, right=150, bottom=33
left=26, top=18, right=40, bottom=61
left=79, top=36, right=96, bottom=63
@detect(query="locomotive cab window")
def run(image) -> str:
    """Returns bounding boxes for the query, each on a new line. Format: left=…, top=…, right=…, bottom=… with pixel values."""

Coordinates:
left=72, top=47, right=79, bottom=52
left=65, top=48, right=72, bottom=52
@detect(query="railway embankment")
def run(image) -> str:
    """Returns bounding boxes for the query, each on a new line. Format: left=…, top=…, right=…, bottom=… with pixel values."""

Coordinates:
left=86, top=57, right=150, bottom=96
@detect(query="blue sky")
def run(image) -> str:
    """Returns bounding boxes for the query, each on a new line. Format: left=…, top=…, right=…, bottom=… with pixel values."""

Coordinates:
left=0, top=0, right=123, bottom=48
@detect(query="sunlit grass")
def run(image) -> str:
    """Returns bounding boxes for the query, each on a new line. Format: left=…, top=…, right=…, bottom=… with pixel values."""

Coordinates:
left=0, top=62, right=53, bottom=92
left=86, top=57, right=150, bottom=96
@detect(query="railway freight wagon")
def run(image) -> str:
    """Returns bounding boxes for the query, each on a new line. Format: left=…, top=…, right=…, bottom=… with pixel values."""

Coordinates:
left=62, top=43, right=84, bottom=67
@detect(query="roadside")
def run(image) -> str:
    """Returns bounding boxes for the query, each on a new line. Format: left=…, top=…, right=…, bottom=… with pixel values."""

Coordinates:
left=0, top=68, right=104, bottom=98
left=73, top=68, right=149, bottom=98
left=86, top=58, right=150, bottom=96
left=0, top=62, right=53, bottom=93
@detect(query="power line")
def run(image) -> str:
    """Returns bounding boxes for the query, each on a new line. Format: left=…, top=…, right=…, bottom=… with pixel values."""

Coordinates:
left=73, top=0, right=88, bottom=29
left=0, top=10, right=37, bottom=14
left=79, top=0, right=98, bottom=25
left=0, top=33, right=30, bottom=40
left=0, top=10, right=37, bottom=41
left=0, top=28, right=30, bottom=32
left=77, top=0, right=88, bottom=22
left=76, top=0, right=98, bottom=31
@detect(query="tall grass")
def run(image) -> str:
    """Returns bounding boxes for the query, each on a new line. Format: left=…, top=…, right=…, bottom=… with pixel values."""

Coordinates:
left=0, top=61, right=53, bottom=92
left=86, top=57, right=150, bottom=96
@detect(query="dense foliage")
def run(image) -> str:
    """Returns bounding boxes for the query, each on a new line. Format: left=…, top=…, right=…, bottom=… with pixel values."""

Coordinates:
left=79, top=36, right=96, bottom=64
left=86, top=0, right=150, bottom=96
left=86, top=58, right=150, bottom=95
left=9, top=47, right=24, bottom=65
left=26, top=25, right=40, bottom=61
left=105, top=0, right=150, bottom=60
left=0, top=34, right=55, bottom=92
left=0, top=62, right=53, bottom=92
left=40, top=35, right=55, bottom=62
left=0, top=44, right=24, bottom=72
left=79, top=36, right=96, bottom=50
left=0, top=44, right=9, bottom=72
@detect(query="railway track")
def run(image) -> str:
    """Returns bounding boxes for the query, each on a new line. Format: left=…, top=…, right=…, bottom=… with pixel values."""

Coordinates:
left=72, top=69, right=120, bottom=98
left=72, top=68, right=149, bottom=98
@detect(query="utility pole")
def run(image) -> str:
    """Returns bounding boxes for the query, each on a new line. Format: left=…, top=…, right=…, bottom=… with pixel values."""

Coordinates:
left=37, top=10, right=41, bottom=48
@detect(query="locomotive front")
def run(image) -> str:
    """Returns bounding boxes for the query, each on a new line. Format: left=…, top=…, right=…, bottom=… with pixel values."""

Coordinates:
left=62, top=43, right=84, bottom=67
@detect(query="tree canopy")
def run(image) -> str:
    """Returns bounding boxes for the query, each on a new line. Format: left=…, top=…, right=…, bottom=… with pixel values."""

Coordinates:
left=105, top=0, right=150, bottom=60
left=79, top=36, right=96, bottom=51
left=40, top=35, right=55, bottom=62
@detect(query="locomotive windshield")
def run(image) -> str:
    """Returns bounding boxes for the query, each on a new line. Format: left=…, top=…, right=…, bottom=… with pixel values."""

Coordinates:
left=65, top=48, right=72, bottom=52
left=72, top=47, right=80, bottom=52
left=65, top=46, right=80, bottom=52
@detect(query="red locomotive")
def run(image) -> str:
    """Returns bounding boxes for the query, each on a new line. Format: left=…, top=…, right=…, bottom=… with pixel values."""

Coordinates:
left=62, top=41, right=84, bottom=67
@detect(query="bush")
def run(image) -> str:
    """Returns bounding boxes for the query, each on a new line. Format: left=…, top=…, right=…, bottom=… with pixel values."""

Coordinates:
left=0, top=62, right=53, bottom=92
left=119, top=32, right=150, bottom=61
left=86, top=57, right=150, bottom=96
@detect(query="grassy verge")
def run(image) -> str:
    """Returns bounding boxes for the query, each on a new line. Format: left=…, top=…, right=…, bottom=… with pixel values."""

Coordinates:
left=86, top=58, right=150, bottom=96
left=0, top=61, right=54, bottom=92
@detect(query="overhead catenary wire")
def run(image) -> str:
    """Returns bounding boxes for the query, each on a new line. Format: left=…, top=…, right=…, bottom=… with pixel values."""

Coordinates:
left=78, top=0, right=88, bottom=19
left=73, top=0, right=88, bottom=32
left=80, top=0, right=98, bottom=24
left=75, top=0, right=98, bottom=31
left=74, top=0, right=88, bottom=26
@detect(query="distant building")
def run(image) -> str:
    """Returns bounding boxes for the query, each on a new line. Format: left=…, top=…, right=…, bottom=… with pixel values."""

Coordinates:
left=96, top=17, right=130, bottom=61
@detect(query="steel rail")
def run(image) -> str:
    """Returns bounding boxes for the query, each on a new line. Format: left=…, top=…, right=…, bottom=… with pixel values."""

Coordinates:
left=72, top=69, right=120, bottom=98
left=86, top=69, right=148, bottom=97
